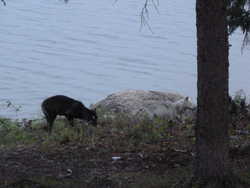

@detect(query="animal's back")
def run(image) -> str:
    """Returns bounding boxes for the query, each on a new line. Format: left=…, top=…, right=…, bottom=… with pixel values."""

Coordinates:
left=41, top=95, right=78, bottom=115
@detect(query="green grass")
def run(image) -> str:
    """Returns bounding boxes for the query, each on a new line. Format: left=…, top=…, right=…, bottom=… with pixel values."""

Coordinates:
left=0, top=114, right=187, bottom=151
left=0, top=118, right=37, bottom=147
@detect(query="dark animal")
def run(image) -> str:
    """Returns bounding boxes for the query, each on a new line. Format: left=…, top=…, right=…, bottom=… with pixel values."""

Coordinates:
left=42, top=95, right=97, bottom=133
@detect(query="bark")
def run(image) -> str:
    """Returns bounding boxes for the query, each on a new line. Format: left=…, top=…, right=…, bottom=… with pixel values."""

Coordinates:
left=195, top=0, right=230, bottom=182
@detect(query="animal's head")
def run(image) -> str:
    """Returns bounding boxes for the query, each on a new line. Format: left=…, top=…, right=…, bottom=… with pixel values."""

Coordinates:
left=69, top=102, right=98, bottom=126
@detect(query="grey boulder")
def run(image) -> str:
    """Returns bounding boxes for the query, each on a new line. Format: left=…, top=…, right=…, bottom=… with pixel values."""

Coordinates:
left=92, top=90, right=195, bottom=122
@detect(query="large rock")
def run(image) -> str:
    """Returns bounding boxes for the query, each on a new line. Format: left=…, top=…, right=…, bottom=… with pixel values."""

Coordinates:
left=92, top=90, right=195, bottom=122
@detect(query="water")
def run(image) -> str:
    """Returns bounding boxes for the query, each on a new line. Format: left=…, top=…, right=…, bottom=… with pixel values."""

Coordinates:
left=0, top=0, right=249, bottom=119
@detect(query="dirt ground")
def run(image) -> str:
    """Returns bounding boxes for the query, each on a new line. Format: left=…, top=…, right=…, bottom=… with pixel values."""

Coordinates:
left=0, top=140, right=195, bottom=188
left=0, top=140, right=250, bottom=188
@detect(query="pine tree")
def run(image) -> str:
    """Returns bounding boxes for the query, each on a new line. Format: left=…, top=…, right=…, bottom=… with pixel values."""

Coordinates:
left=227, top=0, right=250, bottom=46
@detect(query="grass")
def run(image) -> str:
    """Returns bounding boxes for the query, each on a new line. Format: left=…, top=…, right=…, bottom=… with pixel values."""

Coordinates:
left=0, top=114, right=192, bottom=151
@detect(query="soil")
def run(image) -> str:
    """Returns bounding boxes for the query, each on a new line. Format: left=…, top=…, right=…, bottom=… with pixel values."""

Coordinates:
left=0, top=140, right=250, bottom=188
left=0, top=141, right=193, bottom=188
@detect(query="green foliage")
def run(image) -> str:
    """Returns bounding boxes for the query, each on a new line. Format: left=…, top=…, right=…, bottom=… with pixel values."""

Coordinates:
left=125, top=118, right=168, bottom=144
left=232, top=90, right=247, bottom=104
left=227, top=0, right=250, bottom=33
left=227, top=0, right=250, bottom=47
left=93, top=113, right=180, bottom=151
left=0, top=112, right=184, bottom=152
left=0, top=118, right=36, bottom=146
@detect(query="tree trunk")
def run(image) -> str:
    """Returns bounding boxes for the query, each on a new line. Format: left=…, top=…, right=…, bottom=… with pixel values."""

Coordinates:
left=195, top=0, right=230, bottom=185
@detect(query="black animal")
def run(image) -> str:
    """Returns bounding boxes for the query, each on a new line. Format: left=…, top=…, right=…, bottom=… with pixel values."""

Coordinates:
left=42, top=95, right=97, bottom=133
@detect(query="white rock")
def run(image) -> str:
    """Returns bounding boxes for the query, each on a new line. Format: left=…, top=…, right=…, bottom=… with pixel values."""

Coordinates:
left=92, top=90, right=195, bottom=122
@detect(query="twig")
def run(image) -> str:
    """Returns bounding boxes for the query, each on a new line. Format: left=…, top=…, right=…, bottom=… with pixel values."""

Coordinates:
left=1, top=0, right=6, bottom=6
left=241, top=32, right=250, bottom=53
left=140, top=0, right=160, bottom=33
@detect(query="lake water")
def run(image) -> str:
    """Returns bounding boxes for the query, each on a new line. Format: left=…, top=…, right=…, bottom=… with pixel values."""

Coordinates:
left=0, top=0, right=250, bottom=119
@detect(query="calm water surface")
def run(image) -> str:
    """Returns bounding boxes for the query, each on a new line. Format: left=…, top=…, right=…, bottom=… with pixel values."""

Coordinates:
left=0, top=0, right=250, bottom=119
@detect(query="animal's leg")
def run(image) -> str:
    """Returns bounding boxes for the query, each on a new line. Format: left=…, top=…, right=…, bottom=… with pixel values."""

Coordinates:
left=46, top=115, right=56, bottom=134
left=66, top=116, right=74, bottom=127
